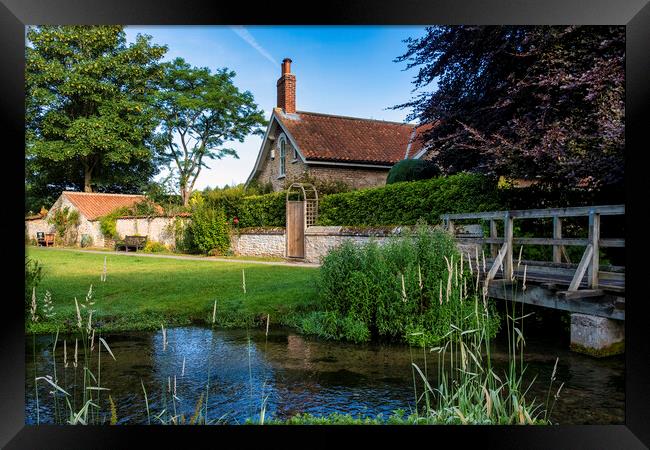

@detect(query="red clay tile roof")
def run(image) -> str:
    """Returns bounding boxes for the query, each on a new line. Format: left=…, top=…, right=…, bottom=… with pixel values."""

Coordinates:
left=62, top=192, right=163, bottom=220
left=275, top=110, right=432, bottom=165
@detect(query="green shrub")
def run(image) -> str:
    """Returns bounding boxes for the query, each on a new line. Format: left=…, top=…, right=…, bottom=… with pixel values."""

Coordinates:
left=317, top=225, right=500, bottom=346
left=186, top=196, right=230, bottom=255
left=47, top=206, right=80, bottom=244
left=386, top=159, right=441, bottom=184
left=143, top=241, right=167, bottom=253
left=317, top=173, right=500, bottom=226
left=298, top=311, right=371, bottom=343
left=25, top=256, right=42, bottom=314
left=80, top=234, right=93, bottom=248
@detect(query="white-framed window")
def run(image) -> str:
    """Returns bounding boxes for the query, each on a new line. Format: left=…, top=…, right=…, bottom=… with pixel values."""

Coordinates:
left=279, top=135, right=286, bottom=176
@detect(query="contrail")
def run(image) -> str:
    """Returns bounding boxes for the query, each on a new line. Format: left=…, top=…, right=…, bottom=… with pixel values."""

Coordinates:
left=231, top=26, right=277, bottom=66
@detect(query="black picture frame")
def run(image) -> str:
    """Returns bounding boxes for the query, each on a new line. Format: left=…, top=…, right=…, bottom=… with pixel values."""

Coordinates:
left=2, top=1, right=649, bottom=447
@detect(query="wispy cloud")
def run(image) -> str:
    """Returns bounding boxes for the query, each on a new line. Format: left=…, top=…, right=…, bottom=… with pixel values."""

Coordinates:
left=230, top=26, right=277, bottom=66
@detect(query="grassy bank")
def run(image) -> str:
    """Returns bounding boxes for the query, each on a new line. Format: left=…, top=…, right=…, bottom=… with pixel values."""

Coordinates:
left=26, top=247, right=319, bottom=333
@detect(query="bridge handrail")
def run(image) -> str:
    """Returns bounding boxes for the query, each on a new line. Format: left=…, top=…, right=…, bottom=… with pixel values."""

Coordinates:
left=440, top=204, right=625, bottom=293
left=440, top=204, right=624, bottom=221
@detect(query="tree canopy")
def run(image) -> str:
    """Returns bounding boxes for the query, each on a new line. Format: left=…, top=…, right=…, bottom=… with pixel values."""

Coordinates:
left=395, top=26, right=624, bottom=191
left=154, top=58, right=267, bottom=206
left=25, top=25, right=168, bottom=203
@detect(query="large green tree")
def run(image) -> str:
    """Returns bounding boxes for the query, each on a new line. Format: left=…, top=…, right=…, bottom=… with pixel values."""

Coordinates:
left=26, top=26, right=167, bottom=200
left=395, top=26, right=624, bottom=191
left=154, top=58, right=267, bottom=206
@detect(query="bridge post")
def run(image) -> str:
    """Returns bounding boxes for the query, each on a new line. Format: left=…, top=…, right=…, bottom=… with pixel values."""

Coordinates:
left=587, top=211, right=600, bottom=289
left=503, top=212, right=513, bottom=280
left=490, top=219, right=498, bottom=258
left=553, top=216, right=562, bottom=263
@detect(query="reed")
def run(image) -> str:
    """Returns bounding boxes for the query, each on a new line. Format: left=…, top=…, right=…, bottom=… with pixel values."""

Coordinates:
left=407, top=253, right=562, bottom=425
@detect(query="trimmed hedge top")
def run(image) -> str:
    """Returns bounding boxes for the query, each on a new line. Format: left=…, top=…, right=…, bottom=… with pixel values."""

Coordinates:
left=317, top=173, right=500, bottom=226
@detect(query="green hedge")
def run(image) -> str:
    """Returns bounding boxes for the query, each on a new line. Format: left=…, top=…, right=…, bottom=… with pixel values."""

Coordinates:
left=202, top=187, right=285, bottom=228
left=317, top=173, right=500, bottom=226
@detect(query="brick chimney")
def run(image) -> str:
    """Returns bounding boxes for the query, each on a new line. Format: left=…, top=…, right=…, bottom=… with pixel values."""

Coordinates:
left=277, top=58, right=296, bottom=113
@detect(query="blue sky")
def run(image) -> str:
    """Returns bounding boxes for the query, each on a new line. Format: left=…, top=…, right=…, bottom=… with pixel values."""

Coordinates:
left=124, top=26, right=430, bottom=189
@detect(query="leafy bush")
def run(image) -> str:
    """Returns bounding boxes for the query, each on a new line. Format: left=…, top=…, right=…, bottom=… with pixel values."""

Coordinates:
left=185, top=196, right=230, bottom=255
left=386, top=159, right=441, bottom=184
left=80, top=234, right=93, bottom=248
left=25, top=256, right=42, bottom=314
left=143, top=240, right=167, bottom=253
left=317, top=173, right=500, bottom=226
left=47, top=206, right=80, bottom=244
left=317, top=225, right=500, bottom=346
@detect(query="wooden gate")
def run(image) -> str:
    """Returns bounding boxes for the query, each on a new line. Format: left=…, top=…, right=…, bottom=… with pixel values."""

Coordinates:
left=285, top=183, right=318, bottom=259
left=286, top=201, right=305, bottom=258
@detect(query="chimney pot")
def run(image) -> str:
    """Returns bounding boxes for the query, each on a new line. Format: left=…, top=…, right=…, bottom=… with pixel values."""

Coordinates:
left=282, top=58, right=292, bottom=75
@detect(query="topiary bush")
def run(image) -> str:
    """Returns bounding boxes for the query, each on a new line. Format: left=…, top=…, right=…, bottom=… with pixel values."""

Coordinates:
left=318, top=173, right=500, bottom=226
left=317, top=224, right=500, bottom=346
left=386, top=159, right=441, bottom=184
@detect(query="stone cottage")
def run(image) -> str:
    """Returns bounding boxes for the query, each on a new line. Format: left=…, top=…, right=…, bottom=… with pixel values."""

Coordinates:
left=24, top=191, right=173, bottom=247
left=246, top=58, right=433, bottom=191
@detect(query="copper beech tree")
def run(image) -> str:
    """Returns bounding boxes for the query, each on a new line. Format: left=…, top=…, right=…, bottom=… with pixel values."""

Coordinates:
left=395, top=26, right=624, bottom=191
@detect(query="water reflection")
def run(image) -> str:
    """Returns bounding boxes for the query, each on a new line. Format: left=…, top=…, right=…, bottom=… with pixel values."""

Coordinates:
left=25, top=326, right=624, bottom=425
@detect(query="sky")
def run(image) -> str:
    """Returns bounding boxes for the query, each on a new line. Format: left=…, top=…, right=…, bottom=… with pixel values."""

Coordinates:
left=124, top=26, right=430, bottom=190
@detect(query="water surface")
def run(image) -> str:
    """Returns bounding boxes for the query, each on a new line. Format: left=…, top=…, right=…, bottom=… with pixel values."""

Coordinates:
left=25, top=326, right=624, bottom=424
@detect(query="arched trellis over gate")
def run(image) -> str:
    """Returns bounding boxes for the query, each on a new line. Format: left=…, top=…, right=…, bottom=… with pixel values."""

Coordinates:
left=285, top=183, right=318, bottom=259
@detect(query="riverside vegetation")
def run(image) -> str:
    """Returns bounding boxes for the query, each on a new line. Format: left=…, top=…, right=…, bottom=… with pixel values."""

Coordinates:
left=26, top=225, right=563, bottom=425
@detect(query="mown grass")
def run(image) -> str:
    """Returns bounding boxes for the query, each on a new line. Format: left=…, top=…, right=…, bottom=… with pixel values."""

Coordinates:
left=27, top=247, right=319, bottom=334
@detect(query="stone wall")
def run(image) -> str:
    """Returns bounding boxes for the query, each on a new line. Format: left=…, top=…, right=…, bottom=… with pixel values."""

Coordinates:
left=230, top=228, right=285, bottom=258
left=25, top=218, right=52, bottom=242
left=115, top=216, right=187, bottom=248
left=228, top=225, right=479, bottom=265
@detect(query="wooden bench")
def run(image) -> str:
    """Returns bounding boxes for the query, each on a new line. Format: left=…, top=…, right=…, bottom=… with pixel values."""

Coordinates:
left=115, top=235, right=148, bottom=252
left=36, top=232, right=55, bottom=247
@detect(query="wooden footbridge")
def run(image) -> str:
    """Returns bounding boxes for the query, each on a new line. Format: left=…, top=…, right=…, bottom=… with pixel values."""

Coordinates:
left=442, top=205, right=625, bottom=320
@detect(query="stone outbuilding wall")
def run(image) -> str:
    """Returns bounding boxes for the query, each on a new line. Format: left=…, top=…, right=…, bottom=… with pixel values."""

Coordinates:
left=115, top=216, right=187, bottom=248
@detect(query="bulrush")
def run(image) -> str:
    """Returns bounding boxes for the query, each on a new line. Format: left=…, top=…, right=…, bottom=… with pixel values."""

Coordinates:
left=63, top=340, right=68, bottom=368
left=73, top=339, right=78, bottom=368
left=212, top=300, right=217, bottom=325
left=522, top=265, right=528, bottom=292
left=242, top=269, right=247, bottom=294
left=74, top=298, right=82, bottom=329
left=181, top=357, right=186, bottom=377
left=30, top=287, right=38, bottom=323
left=87, top=309, right=93, bottom=335
left=418, top=264, right=423, bottom=291
left=161, top=324, right=167, bottom=351
left=101, top=256, right=107, bottom=282
left=401, top=274, right=407, bottom=303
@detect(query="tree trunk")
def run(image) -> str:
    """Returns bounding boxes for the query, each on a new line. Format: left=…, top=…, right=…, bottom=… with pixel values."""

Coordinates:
left=181, top=185, right=190, bottom=207
left=84, top=165, right=93, bottom=193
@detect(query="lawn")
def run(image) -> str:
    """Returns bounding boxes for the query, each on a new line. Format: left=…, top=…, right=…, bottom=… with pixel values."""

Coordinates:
left=27, top=247, right=320, bottom=333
